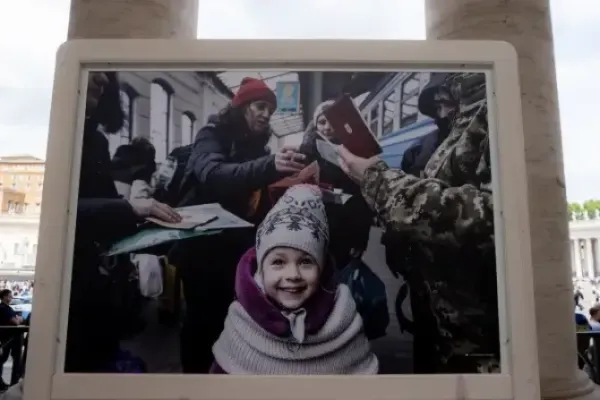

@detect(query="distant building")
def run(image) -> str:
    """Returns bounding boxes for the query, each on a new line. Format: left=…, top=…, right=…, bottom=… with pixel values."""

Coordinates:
left=0, top=155, right=45, bottom=216
left=0, top=214, right=38, bottom=280
left=570, top=219, right=600, bottom=281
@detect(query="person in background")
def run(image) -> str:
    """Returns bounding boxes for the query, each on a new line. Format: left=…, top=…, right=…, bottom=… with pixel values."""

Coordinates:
left=0, top=290, right=22, bottom=390
left=66, top=71, right=181, bottom=373
left=575, top=299, right=592, bottom=370
left=112, top=137, right=157, bottom=199
left=588, top=305, right=600, bottom=331
left=171, top=77, right=306, bottom=373
left=575, top=288, right=585, bottom=311
left=399, top=73, right=457, bottom=177
left=150, top=145, right=190, bottom=207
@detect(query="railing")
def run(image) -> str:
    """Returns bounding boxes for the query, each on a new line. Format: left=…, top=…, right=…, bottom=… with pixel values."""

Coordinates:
left=0, top=325, right=29, bottom=386
left=0, top=326, right=593, bottom=385
left=577, top=331, right=600, bottom=383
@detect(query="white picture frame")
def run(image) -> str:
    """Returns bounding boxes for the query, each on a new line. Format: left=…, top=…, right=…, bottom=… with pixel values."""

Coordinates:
left=25, top=39, right=539, bottom=400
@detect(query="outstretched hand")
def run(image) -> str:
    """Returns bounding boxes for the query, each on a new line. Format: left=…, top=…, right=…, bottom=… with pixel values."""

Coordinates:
left=336, top=146, right=380, bottom=184
left=275, top=145, right=306, bottom=174
left=130, top=198, right=182, bottom=223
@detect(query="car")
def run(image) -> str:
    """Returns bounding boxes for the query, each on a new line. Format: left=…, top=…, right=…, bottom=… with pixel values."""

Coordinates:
left=10, top=296, right=32, bottom=320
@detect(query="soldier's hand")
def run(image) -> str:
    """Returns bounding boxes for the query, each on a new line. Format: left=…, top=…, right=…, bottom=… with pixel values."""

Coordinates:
left=336, top=145, right=379, bottom=184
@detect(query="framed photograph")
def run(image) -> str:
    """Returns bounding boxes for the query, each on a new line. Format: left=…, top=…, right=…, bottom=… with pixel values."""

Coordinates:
left=24, top=39, right=538, bottom=400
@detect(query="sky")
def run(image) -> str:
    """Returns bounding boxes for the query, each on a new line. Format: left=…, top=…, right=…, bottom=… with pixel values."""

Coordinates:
left=0, top=0, right=598, bottom=203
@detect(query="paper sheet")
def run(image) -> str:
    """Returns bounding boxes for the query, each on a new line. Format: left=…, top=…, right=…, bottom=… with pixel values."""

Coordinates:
left=316, top=136, right=341, bottom=167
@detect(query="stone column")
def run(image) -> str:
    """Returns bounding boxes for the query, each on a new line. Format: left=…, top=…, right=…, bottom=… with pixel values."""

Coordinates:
left=68, top=0, right=199, bottom=39
left=572, top=240, right=582, bottom=279
left=586, top=239, right=595, bottom=280
left=595, top=239, right=600, bottom=279
left=425, top=1, right=597, bottom=399
left=571, top=239, right=583, bottom=279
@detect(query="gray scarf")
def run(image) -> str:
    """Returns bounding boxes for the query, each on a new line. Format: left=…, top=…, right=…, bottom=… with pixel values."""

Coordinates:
left=212, top=284, right=379, bottom=374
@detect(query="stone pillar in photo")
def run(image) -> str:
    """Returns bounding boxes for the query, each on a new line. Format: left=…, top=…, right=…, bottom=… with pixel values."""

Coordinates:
left=425, top=0, right=598, bottom=399
left=68, top=0, right=199, bottom=39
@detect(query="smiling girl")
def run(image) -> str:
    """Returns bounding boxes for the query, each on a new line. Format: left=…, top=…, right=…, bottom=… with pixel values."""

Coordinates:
left=210, top=184, right=378, bottom=375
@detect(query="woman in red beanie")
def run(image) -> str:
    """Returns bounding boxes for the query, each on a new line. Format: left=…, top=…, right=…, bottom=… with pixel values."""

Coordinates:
left=170, top=77, right=307, bottom=373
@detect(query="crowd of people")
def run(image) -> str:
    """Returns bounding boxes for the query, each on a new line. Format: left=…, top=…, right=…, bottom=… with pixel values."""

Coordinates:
left=0, top=282, right=32, bottom=299
left=574, top=287, right=600, bottom=330
left=573, top=287, right=600, bottom=383
left=0, top=282, right=31, bottom=394
left=40, top=69, right=496, bottom=382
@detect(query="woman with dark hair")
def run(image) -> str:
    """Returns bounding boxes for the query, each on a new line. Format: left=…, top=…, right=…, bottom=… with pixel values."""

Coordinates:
left=66, top=72, right=181, bottom=373
left=172, top=77, right=306, bottom=373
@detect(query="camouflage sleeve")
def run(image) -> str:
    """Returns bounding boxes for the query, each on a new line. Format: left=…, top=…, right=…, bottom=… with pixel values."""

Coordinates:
left=360, top=160, right=494, bottom=246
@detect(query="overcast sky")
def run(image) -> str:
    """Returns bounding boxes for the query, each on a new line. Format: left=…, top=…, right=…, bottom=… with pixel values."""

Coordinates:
left=1, top=0, right=598, bottom=202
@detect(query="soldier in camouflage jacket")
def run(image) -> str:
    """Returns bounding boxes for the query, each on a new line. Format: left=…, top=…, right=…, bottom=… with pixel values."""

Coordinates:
left=337, top=73, right=499, bottom=373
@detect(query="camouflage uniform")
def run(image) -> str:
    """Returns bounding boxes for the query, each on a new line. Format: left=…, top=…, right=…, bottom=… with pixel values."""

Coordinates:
left=362, top=73, right=500, bottom=373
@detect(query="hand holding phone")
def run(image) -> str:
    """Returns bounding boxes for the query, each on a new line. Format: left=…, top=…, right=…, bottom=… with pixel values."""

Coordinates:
left=336, top=145, right=381, bottom=184
left=322, top=95, right=382, bottom=159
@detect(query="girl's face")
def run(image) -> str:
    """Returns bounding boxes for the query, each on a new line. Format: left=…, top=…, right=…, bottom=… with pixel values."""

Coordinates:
left=316, top=113, right=334, bottom=140
left=261, top=247, right=320, bottom=310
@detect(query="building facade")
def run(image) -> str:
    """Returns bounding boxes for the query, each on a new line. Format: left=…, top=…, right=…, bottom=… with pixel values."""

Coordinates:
left=570, top=219, right=600, bottom=281
left=0, top=215, right=38, bottom=280
left=0, top=155, right=45, bottom=215
left=107, top=71, right=232, bottom=162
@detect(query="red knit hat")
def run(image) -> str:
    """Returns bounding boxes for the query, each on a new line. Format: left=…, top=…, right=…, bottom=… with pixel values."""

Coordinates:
left=232, top=77, right=277, bottom=107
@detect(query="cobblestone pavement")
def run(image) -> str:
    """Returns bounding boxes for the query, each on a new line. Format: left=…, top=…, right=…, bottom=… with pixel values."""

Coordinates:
left=2, top=359, right=12, bottom=384
left=363, top=227, right=413, bottom=373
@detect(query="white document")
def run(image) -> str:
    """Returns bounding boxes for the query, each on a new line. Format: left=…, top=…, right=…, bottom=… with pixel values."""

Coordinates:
left=316, top=137, right=341, bottom=167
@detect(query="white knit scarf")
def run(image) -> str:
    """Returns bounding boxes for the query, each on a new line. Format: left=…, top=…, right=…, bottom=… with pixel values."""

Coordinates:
left=212, top=284, right=379, bottom=375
